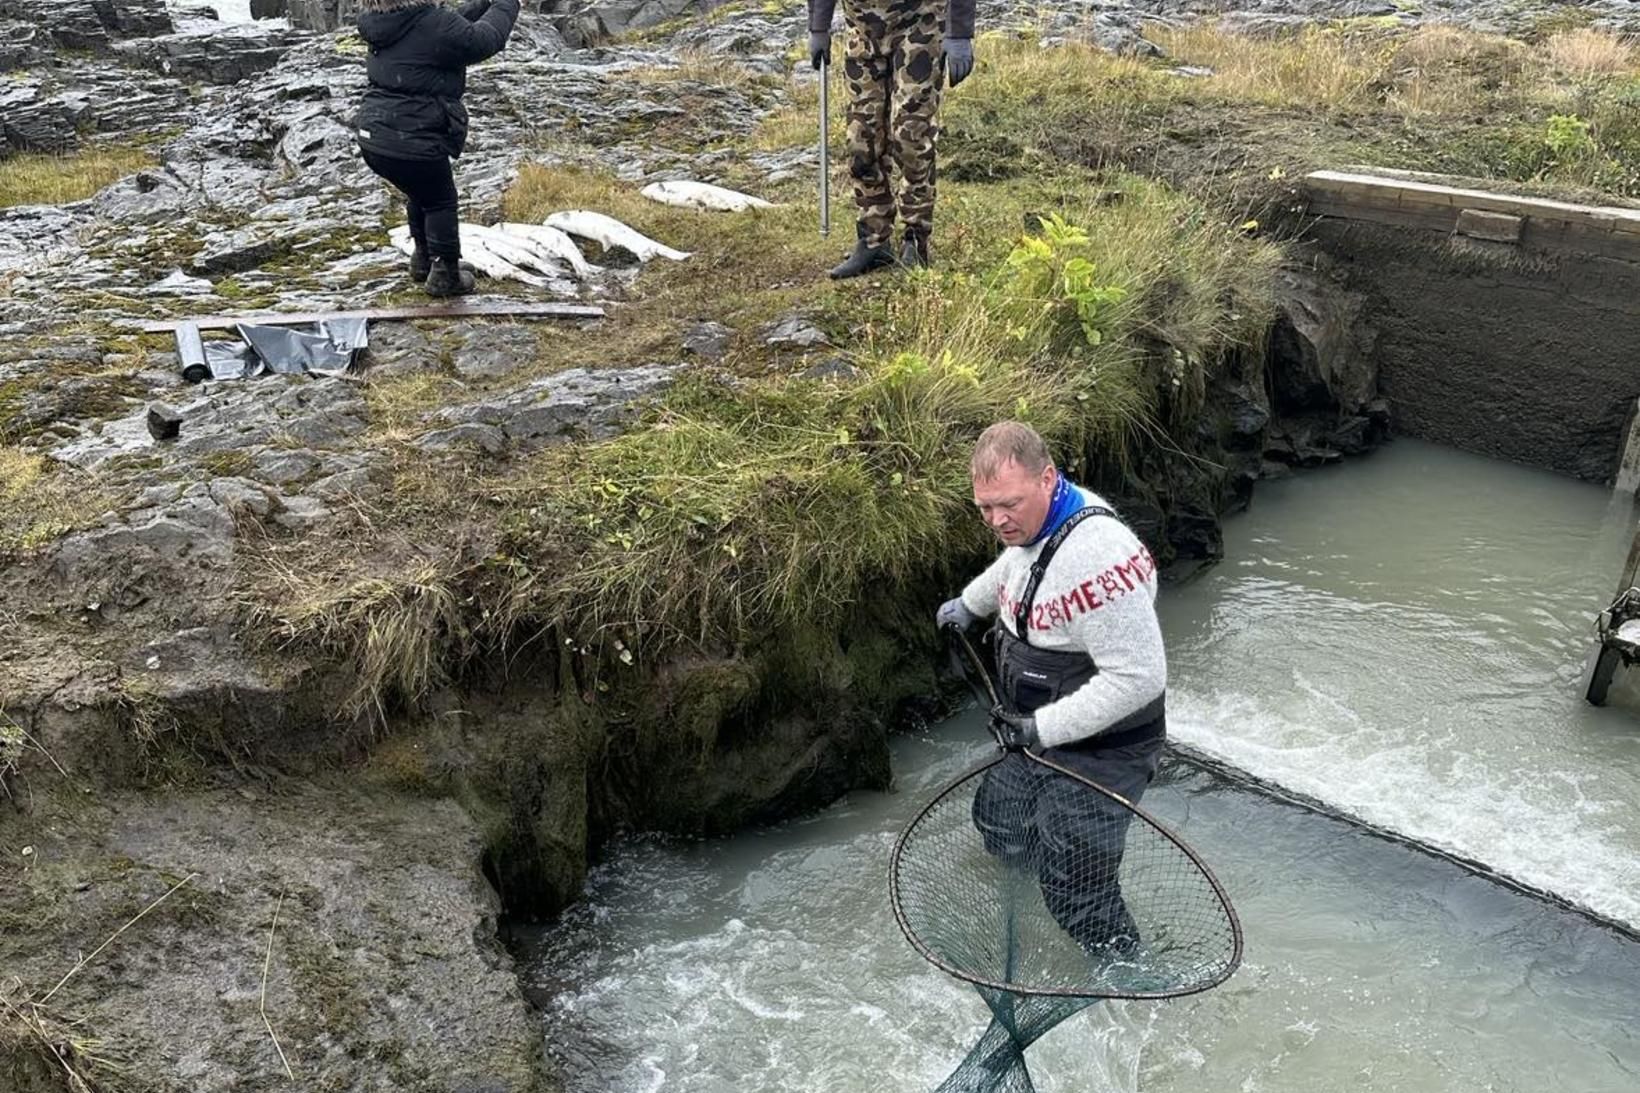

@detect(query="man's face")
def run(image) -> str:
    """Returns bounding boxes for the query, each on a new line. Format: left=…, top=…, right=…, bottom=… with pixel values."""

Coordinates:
left=973, top=459, right=1057, bottom=547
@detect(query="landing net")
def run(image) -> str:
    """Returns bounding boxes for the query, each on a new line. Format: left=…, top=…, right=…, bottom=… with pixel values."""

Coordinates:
left=887, top=629, right=1243, bottom=1090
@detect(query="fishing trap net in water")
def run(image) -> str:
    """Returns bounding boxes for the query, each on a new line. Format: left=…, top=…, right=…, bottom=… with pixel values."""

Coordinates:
left=887, top=632, right=1243, bottom=1091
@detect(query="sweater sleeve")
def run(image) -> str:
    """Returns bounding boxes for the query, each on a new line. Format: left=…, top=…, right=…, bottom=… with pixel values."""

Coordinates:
left=456, top=0, right=492, bottom=21
left=1031, top=529, right=1167, bottom=749
left=433, top=0, right=519, bottom=66
left=946, top=0, right=976, bottom=38
left=959, top=549, right=1008, bottom=621
left=808, top=0, right=838, bottom=34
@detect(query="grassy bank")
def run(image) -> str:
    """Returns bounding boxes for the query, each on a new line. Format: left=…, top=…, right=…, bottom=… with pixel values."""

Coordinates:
left=0, top=145, right=155, bottom=209
left=266, top=161, right=1276, bottom=717
left=744, top=21, right=1640, bottom=210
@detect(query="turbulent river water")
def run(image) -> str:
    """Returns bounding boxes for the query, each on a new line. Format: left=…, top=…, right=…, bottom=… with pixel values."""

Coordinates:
left=520, top=439, right=1640, bottom=1092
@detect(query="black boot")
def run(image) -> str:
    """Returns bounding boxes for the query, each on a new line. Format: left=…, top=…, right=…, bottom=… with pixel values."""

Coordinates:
left=409, top=243, right=430, bottom=283
left=829, top=237, right=895, bottom=280
left=424, top=256, right=475, bottom=298
left=900, top=232, right=930, bottom=269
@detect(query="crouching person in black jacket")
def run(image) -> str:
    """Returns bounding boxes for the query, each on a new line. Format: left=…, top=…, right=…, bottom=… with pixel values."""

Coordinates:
left=354, top=0, right=521, bottom=297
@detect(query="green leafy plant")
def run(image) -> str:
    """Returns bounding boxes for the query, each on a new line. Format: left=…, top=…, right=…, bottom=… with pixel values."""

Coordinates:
left=999, top=214, right=1129, bottom=354
left=1544, top=113, right=1598, bottom=162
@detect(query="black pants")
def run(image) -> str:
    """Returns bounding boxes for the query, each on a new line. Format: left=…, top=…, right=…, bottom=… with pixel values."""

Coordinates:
left=971, top=727, right=1164, bottom=954
left=361, top=150, right=461, bottom=262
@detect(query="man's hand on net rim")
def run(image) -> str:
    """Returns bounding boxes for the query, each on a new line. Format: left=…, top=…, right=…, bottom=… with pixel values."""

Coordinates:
left=990, top=706, right=1039, bottom=751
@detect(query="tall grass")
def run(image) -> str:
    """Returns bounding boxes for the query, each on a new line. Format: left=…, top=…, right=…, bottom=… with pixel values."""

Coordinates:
left=0, top=145, right=154, bottom=209
left=1546, top=28, right=1637, bottom=76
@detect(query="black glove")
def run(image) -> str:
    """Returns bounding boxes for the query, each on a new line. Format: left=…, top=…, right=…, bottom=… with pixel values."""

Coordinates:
left=810, top=31, right=832, bottom=70
left=944, top=37, right=973, bottom=88
left=990, top=706, right=1039, bottom=751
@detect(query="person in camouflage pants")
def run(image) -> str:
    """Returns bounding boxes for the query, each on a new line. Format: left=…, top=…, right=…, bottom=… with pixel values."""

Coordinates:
left=807, top=0, right=976, bottom=278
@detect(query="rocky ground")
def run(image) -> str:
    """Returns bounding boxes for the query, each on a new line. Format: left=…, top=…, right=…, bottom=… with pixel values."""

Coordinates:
left=0, top=0, right=1590, bottom=1088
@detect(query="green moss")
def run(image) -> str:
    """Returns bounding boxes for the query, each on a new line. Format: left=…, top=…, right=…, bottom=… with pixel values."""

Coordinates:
left=198, top=450, right=255, bottom=479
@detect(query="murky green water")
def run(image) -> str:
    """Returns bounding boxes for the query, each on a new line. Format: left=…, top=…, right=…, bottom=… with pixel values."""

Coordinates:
left=522, top=439, right=1640, bottom=1092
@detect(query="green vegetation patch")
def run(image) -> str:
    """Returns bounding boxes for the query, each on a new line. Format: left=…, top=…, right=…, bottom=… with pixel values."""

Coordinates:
left=0, top=145, right=156, bottom=209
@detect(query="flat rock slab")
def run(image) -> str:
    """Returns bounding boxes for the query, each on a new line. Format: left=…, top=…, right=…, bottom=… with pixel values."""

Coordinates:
left=450, top=322, right=542, bottom=380
left=0, top=786, right=546, bottom=1093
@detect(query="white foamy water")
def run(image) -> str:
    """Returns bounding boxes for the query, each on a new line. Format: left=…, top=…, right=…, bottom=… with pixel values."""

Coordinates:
left=171, top=0, right=258, bottom=24
left=1160, top=438, right=1640, bottom=929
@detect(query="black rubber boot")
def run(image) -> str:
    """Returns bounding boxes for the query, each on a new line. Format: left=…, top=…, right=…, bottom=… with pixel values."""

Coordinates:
left=424, top=256, right=475, bottom=298
left=829, top=238, right=895, bottom=280
left=409, top=243, right=431, bottom=283
left=900, top=233, right=930, bottom=270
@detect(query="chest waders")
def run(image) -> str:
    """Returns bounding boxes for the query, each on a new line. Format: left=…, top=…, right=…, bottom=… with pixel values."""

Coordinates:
left=992, top=505, right=1166, bottom=741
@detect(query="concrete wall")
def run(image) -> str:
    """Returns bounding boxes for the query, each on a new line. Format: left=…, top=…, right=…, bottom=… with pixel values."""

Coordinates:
left=1303, top=173, right=1640, bottom=483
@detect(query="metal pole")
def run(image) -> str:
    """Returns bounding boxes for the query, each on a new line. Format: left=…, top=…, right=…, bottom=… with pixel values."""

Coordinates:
left=819, top=56, right=831, bottom=238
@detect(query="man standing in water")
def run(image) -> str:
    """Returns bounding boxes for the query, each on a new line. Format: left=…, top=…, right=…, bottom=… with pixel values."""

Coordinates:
left=937, top=421, right=1168, bottom=956
left=806, top=0, right=975, bottom=278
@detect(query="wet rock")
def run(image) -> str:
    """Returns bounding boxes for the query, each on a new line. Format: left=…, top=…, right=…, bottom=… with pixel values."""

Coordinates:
left=450, top=322, right=542, bottom=380
left=306, top=465, right=377, bottom=502
left=0, top=0, right=174, bottom=52
left=146, top=402, right=183, bottom=440
left=681, top=320, right=732, bottom=360
left=207, top=475, right=275, bottom=516
left=415, top=422, right=508, bottom=454
left=800, top=357, right=863, bottom=383
left=147, top=269, right=218, bottom=297
left=436, top=364, right=680, bottom=449
left=0, top=22, right=49, bottom=71
left=0, top=81, right=81, bottom=154
left=189, top=225, right=291, bottom=276
left=252, top=448, right=320, bottom=485
left=273, top=493, right=331, bottom=530
left=93, top=169, right=199, bottom=225
left=363, top=322, right=442, bottom=378
left=114, top=23, right=292, bottom=85
left=762, top=316, right=831, bottom=350
left=1069, top=16, right=1165, bottom=58
left=1325, top=415, right=1374, bottom=456
left=286, top=0, right=357, bottom=32
left=1219, top=379, right=1271, bottom=444
left=1269, top=262, right=1378, bottom=417
left=551, top=0, right=705, bottom=48
left=250, top=0, right=288, bottom=16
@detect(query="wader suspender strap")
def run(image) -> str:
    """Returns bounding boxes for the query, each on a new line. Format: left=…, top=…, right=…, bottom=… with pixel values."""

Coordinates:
left=1013, top=505, right=1115, bottom=645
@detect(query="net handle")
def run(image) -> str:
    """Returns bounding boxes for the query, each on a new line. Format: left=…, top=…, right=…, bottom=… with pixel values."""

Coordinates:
left=944, top=624, right=1014, bottom=750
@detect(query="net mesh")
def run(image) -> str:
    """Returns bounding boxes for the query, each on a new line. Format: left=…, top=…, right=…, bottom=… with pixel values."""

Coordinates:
left=892, top=750, right=1241, bottom=1001
left=892, top=751, right=1242, bottom=1090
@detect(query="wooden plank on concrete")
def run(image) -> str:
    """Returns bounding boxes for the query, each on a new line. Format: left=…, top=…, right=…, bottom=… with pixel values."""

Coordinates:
left=1305, top=169, right=1640, bottom=236
left=1455, top=208, right=1524, bottom=243
left=120, top=300, right=606, bottom=334
left=1305, top=194, right=1456, bottom=233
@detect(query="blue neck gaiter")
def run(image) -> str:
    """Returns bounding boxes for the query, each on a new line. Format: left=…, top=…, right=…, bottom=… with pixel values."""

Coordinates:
left=1028, top=473, right=1085, bottom=546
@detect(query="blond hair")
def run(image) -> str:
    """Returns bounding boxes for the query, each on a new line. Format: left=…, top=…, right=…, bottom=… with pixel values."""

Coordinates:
left=970, top=421, right=1053, bottom=480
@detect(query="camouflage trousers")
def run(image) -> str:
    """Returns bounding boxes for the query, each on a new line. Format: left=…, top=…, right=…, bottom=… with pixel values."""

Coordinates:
left=842, top=1, right=944, bottom=248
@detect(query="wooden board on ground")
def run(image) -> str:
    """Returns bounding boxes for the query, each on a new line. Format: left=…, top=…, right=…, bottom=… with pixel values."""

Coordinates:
left=122, top=300, right=606, bottom=334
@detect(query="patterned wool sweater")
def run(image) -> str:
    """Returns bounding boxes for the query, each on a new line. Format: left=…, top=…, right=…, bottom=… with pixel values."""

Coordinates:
left=959, top=488, right=1167, bottom=749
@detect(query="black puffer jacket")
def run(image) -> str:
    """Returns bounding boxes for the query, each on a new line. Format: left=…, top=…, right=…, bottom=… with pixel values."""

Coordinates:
left=353, top=0, right=521, bottom=161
